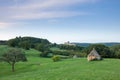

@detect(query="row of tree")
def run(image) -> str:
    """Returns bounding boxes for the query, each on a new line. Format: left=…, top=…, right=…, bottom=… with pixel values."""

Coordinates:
left=85, top=44, right=120, bottom=58
left=50, top=44, right=120, bottom=59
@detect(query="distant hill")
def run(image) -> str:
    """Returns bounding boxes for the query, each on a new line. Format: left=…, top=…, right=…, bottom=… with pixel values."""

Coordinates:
left=72, top=42, right=120, bottom=47
left=0, top=40, right=7, bottom=45
left=6, top=36, right=50, bottom=50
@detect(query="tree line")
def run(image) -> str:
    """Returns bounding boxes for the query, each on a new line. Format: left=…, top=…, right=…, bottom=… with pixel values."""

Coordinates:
left=4, top=36, right=120, bottom=58
left=49, top=43, right=120, bottom=59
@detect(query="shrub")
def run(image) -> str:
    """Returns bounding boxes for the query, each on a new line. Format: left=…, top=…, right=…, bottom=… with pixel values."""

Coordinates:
left=52, top=55, right=61, bottom=62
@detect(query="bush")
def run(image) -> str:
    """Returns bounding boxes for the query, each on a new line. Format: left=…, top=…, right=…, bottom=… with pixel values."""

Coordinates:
left=52, top=55, right=61, bottom=62
left=40, top=50, right=52, bottom=57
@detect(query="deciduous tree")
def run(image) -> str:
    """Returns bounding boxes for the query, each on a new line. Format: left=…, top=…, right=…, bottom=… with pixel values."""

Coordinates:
left=0, top=48, right=27, bottom=72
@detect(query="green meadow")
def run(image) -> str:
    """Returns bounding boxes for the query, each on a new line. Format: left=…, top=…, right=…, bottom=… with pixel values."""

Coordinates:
left=0, top=45, right=120, bottom=80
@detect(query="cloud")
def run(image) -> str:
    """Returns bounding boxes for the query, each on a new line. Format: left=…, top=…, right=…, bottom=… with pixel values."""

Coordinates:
left=47, top=19, right=58, bottom=24
left=14, top=0, right=97, bottom=10
left=1, top=0, right=99, bottom=8
left=12, top=11, right=88, bottom=20
left=0, top=22, right=16, bottom=29
left=0, top=0, right=99, bottom=21
left=0, top=22, right=10, bottom=29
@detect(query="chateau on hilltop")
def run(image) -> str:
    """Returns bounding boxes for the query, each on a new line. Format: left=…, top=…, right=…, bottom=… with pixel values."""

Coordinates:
left=64, top=41, right=76, bottom=46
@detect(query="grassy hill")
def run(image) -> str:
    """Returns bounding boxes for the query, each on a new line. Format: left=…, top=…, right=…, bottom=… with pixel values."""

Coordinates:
left=0, top=45, right=120, bottom=80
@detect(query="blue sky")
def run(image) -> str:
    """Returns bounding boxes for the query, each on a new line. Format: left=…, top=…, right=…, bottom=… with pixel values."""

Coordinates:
left=0, top=0, right=120, bottom=43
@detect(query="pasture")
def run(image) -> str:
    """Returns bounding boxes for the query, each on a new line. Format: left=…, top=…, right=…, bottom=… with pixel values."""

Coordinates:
left=0, top=45, right=120, bottom=80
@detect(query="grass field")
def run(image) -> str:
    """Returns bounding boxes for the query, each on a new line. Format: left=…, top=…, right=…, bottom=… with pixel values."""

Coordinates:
left=0, top=45, right=120, bottom=80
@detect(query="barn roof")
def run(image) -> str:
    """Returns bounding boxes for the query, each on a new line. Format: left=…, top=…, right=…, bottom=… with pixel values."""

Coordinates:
left=88, top=48, right=100, bottom=57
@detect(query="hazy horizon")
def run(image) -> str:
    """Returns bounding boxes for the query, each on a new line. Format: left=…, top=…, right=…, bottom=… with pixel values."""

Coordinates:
left=0, top=0, right=120, bottom=43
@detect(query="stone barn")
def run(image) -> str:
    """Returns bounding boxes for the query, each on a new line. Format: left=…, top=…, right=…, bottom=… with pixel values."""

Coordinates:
left=87, top=48, right=102, bottom=61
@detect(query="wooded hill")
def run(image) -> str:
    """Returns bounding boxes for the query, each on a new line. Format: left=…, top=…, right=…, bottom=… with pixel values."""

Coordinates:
left=7, top=36, right=50, bottom=50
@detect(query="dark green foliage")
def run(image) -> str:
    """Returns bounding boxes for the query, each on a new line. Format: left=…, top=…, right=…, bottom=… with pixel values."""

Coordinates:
left=52, top=55, right=61, bottom=62
left=7, top=39, right=18, bottom=47
left=19, top=41, right=30, bottom=50
left=84, top=44, right=111, bottom=58
left=35, top=43, right=50, bottom=52
left=51, top=45, right=86, bottom=57
left=110, top=45, right=120, bottom=58
left=0, top=45, right=9, bottom=57
left=51, top=46, right=86, bottom=57
left=59, top=44, right=84, bottom=51
left=50, top=43, right=58, bottom=47
left=0, top=40, right=7, bottom=45
left=1, top=48, right=27, bottom=72
left=7, top=36, right=50, bottom=50
left=40, top=50, right=52, bottom=57
left=114, top=50, right=120, bottom=58
left=35, top=43, right=52, bottom=57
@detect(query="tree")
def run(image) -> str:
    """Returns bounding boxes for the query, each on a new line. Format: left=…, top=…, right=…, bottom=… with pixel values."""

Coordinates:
left=0, top=48, right=27, bottom=72
left=7, top=39, right=18, bottom=47
left=59, top=44, right=84, bottom=51
left=35, top=43, right=46, bottom=52
left=110, top=45, right=120, bottom=58
left=19, top=41, right=30, bottom=50
left=115, top=49, right=120, bottom=58
left=84, top=44, right=111, bottom=58
left=35, top=43, right=51, bottom=57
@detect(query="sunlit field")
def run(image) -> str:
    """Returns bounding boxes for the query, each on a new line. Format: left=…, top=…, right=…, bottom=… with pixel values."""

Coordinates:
left=0, top=46, right=120, bottom=80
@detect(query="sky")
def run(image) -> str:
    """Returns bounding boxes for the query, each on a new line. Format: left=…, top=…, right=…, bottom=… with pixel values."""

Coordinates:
left=0, top=0, right=120, bottom=43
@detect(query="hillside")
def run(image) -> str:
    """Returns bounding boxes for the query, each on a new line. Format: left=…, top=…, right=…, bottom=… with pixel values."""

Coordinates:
left=1, top=56, right=120, bottom=80
left=0, top=45, right=120, bottom=80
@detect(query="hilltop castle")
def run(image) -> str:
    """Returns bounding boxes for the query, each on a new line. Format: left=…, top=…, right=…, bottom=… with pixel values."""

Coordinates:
left=64, top=41, right=76, bottom=46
